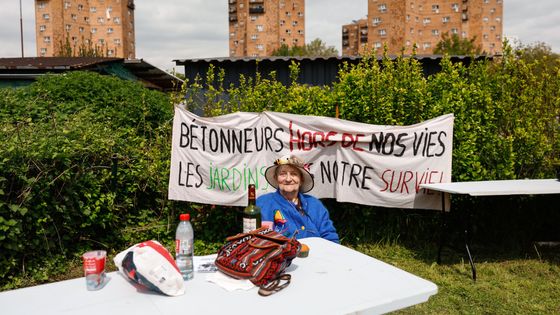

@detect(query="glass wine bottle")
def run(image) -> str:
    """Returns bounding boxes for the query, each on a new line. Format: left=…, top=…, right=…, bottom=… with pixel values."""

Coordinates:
left=243, top=184, right=261, bottom=233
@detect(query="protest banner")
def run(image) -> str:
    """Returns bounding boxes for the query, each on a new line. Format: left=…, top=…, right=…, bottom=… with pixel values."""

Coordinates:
left=168, top=104, right=453, bottom=210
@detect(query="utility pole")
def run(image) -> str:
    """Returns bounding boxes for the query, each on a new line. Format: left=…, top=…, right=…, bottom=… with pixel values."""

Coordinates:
left=20, top=0, right=24, bottom=57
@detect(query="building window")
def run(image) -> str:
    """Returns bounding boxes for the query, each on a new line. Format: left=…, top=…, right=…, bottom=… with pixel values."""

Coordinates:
left=298, top=12, right=303, bottom=17
left=406, top=40, right=411, bottom=46
left=496, top=34, right=501, bottom=40
left=40, top=48, right=47, bottom=55
left=251, top=34, right=257, bottom=40
left=490, top=25, right=496, bottom=31
left=442, top=16, right=450, bottom=23
left=114, top=17, right=120, bottom=24
left=461, top=31, right=467, bottom=38
left=483, top=17, right=489, bottom=23
left=230, top=32, right=235, bottom=37
left=452, top=3, right=459, bottom=12
left=484, top=0, right=489, bottom=3
left=98, top=17, right=105, bottom=24
left=65, top=24, right=71, bottom=31
left=451, top=28, right=458, bottom=34
left=378, top=29, right=386, bottom=36
left=71, top=14, right=77, bottom=21
left=286, top=29, right=292, bottom=34
left=490, top=43, right=495, bottom=48
left=483, top=34, right=488, bottom=39
left=234, top=40, right=239, bottom=46
left=432, top=4, right=439, bottom=13
left=43, top=36, right=51, bottom=43
left=64, top=1, right=70, bottom=9
left=84, top=17, right=90, bottom=23
left=251, top=15, right=257, bottom=21
left=108, top=49, right=114, bottom=56
left=490, top=8, right=496, bottom=14
left=114, top=39, right=121, bottom=45
left=495, top=17, right=501, bottom=22
left=79, top=27, right=84, bottom=33
left=98, top=39, right=105, bottom=45
left=374, top=42, right=382, bottom=49
left=38, top=1, right=46, bottom=9
left=410, top=28, right=414, bottom=34
left=256, top=25, right=263, bottom=32
left=78, top=4, right=84, bottom=11
left=256, top=44, right=264, bottom=51
left=107, top=28, right=114, bottom=34
left=423, top=42, right=431, bottom=49
left=292, top=21, right=298, bottom=26
left=91, top=28, right=97, bottom=34
left=298, top=30, right=304, bottom=35
left=423, top=17, right=431, bottom=25
left=293, top=38, right=298, bottom=44
left=43, top=13, right=50, bottom=20
left=378, top=4, right=387, bottom=12
left=91, top=7, right=97, bottom=13
left=372, top=17, right=381, bottom=25
left=432, top=29, right=439, bottom=36
left=286, top=11, right=291, bottom=16
left=40, top=25, right=46, bottom=32
left=280, top=20, right=285, bottom=26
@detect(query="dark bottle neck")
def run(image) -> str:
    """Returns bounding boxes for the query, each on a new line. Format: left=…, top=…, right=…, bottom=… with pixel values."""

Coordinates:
left=248, top=184, right=256, bottom=205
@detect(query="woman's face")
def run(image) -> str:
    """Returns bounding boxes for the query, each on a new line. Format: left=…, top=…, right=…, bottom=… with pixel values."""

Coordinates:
left=276, top=165, right=303, bottom=195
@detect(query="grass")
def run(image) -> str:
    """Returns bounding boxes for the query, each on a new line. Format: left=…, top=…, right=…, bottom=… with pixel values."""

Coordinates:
left=350, top=241, right=560, bottom=314
left=2, top=240, right=559, bottom=314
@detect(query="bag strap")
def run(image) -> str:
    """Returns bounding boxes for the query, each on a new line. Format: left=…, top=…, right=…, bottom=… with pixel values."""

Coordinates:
left=257, top=274, right=291, bottom=297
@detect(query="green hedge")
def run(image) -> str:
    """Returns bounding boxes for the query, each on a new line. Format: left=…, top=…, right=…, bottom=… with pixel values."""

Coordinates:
left=0, top=46, right=559, bottom=288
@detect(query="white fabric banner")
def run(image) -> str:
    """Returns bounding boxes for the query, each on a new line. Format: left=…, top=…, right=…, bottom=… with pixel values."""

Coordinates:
left=168, top=104, right=453, bottom=210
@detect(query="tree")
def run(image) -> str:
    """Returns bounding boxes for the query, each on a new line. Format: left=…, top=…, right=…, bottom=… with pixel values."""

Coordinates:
left=304, top=38, right=339, bottom=57
left=271, top=38, right=339, bottom=57
left=434, top=32, right=482, bottom=55
left=56, top=34, right=107, bottom=57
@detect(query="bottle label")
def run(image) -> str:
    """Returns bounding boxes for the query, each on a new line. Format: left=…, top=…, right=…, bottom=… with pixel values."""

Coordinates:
left=176, top=239, right=192, bottom=255
left=243, top=218, right=257, bottom=233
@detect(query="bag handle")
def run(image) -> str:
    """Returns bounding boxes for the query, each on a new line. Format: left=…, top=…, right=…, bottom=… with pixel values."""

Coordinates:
left=258, top=274, right=291, bottom=297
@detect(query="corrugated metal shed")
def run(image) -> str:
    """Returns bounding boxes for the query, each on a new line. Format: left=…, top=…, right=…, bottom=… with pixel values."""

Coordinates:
left=0, top=57, right=183, bottom=91
left=174, top=55, right=488, bottom=87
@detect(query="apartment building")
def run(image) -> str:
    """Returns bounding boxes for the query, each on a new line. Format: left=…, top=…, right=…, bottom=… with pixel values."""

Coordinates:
left=229, top=0, right=305, bottom=57
left=343, top=0, right=503, bottom=56
left=35, top=0, right=136, bottom=58
left=342, top=19, right=369, bottom=56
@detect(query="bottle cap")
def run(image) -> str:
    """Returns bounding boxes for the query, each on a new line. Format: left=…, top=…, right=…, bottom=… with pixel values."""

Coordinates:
left=179, top=213, right=190, bottom=221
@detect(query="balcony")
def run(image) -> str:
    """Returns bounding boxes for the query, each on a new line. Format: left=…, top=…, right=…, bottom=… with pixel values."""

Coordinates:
left=360, top=36, right=368, bottom=42
left=249, top=0, right=264, bottom=3
left=229, top=0, right=236, bottom=3
left=229, top=14, right=238, bottom=22
left=249, top=6, right=265, bottom=14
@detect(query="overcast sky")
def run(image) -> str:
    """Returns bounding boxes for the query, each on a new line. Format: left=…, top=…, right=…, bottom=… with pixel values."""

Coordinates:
left=1, top=0, right=559, bottom=72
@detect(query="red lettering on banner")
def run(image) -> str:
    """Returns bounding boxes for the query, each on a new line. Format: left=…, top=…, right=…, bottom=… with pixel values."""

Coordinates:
left=380, top=169, right=445, bottom=194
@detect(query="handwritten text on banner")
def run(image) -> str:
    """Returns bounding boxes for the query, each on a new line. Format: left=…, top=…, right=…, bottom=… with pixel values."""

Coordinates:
left=168, top=105, right=453, bottom=210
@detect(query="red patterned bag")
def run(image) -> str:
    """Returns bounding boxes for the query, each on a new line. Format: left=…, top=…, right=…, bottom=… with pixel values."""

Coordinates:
left=214, top=227, right=301, bottom=294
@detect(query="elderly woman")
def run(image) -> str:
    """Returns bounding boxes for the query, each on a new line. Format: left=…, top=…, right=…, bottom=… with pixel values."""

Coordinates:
left=256, top=155, right=339, bottom=243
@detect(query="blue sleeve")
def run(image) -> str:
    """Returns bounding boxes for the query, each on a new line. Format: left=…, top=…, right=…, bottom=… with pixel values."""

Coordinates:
left=317, top=201, right=339, bottom=243
left=256, top=194, right=274, bottom=222
left=308, top=197, right=339, bottom=243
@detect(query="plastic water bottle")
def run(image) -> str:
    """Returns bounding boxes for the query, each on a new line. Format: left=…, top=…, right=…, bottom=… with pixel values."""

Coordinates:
left=175, top=213, right=194, bottom=280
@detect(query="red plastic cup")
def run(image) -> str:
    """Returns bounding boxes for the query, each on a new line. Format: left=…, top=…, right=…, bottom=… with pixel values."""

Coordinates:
left=82, top=250, right=107, bottom=290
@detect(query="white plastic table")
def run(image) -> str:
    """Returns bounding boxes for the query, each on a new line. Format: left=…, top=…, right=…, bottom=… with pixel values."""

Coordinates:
left=421, top=179, right=560, bottom=280
left=0, top=237, right=437, bottom=315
